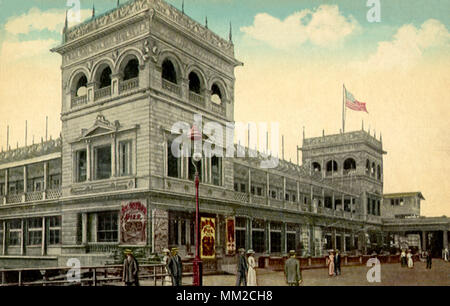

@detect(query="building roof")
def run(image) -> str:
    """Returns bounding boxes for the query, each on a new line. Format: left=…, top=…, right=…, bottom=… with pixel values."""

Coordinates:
left=383, top=192, right=425, bottom=200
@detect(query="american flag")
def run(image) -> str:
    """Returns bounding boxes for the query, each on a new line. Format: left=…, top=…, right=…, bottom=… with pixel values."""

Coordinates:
left=345, top=87, right=368, bottom=113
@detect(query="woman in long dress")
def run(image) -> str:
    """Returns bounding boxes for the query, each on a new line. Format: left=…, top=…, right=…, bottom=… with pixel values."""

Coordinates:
left=407, top=250, right=414, bottom=268
left=161, top=248, right=172, bottom=286
left=247, top=250, right=257, bottom=286
left=327, top=250, right=335, bottom=277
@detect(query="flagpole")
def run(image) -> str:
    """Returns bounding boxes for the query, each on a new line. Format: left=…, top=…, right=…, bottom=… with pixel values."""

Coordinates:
left=342, top=84, right=346, bottom=133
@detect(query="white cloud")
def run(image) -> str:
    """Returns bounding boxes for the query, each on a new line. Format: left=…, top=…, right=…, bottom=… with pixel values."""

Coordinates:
left=4, top=7, right=92, bottom=35
left=359, top=19, right=450, bottom=70
left=240, top=5, right=359, bottom=49
left=0, top=39, right=58, bottom=62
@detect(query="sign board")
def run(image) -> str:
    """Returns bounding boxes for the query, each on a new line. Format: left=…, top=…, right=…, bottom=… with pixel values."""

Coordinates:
left=120, top=201, right=147, bottom=245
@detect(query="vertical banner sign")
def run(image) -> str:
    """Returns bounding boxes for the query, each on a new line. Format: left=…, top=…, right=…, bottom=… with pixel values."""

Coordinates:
left=120, top=201, right=147, bottom=245
left=200, top=217, right=216, bottom=259
left=226, top=217, right=236, bottom=255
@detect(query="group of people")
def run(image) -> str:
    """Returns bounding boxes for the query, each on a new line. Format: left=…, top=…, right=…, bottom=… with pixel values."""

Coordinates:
left=236, top=249, right=258, bottom=286
left=162, top=248, right=183, bottom=286
left=326, top=249, right=342, bottom=277
left=400, top=249, right=432, bottom=269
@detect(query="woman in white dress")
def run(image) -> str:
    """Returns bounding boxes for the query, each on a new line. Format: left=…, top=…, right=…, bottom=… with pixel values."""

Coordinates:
left=247, top=250, right=257, bottom=286
left=407, top=249, right=414, bottom=268
left=162, top=248, right=172, bottom=286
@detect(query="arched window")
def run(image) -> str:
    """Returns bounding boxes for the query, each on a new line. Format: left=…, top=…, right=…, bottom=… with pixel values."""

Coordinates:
left=189, top=72, right=201, bottom=94
left=377, top=165, right=381, bottom=180
left=75, top=75, right=87, bottom=97
left=312, top=162, right=321, bottom=172
left=366, top=159, right=370, bottom=174
left=123, top=58, right=139, bottom=81
left=99, top=67, right=112, bottom=88
left=371, top=162, right=376, bottom=177
left=211, top=83, right=223, bottom=104
left=344, top=158, right=356, bottom=174
left=162, top=59, right=177, bottom=84
left=326, top=160, right=338, bottom=173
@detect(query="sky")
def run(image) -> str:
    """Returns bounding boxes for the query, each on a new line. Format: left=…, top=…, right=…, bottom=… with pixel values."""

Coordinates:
left=0, top=0, right=449, bottom=216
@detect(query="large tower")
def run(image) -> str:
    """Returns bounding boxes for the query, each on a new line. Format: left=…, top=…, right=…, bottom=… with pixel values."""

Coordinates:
left=301, top=129, right=386, bottom=221
left=51, top=0, right=242, bottom=261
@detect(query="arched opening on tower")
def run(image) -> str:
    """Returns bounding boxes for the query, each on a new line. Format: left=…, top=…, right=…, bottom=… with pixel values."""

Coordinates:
left=75, top=75, right=87, bottom=97
left=371, top=162, right=376, bottom=177
left=123, top=58, right=139, bottom=81
left=326, top=160, right=338, bottom=175
left=99, top=67, right=112, bottom=88
left=366, top=159, right=370, bottom=175
left=211, top=83, right=223, bottom=105
left=312, top=162, right=321, bottom=172
left=162, top=59, right=177, bottom=84
left=377, top=165, right=381, bottom=180
left=189, top=72, right=201, bottom=94
left=344, top=158, right=356, bottom=175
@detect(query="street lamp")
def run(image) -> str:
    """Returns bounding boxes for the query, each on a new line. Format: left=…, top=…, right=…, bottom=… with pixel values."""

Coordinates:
left=189, top=125, right=203, bottom=286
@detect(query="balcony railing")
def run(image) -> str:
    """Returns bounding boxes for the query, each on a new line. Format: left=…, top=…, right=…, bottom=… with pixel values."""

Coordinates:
left=25, top=191, right=43, bottom=202
left=189, top=92, right=205, bottom=107
left=94, top=86, right=111, bottom=101
left=71, top=95, right=87, bottom=108
left=211, top=102, right=225, bottom=116
left=233, top=192, right=249, bottom=203
left=6, top=194, right=22, bottom=204
left=162, top=79, right=181, bottom=95
left=46, top=189, right=62, bottom=200
left=251, top=195, right=267, bottom=206
left=120, top=77, right=139, bottom=94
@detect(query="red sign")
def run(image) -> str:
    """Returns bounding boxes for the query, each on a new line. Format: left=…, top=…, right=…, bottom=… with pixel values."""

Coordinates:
left=226, top=217, right=236, bottom=255
left=120, top=201, right=147, bottom=245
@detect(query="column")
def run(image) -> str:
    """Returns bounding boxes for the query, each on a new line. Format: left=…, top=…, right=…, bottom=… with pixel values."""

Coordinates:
left=297, top=181, right=300, bottom=210
left=282, top=177, right=286, bottom=208
left=332, top=228, right=336, bottom=250
left=2, top=221, right=5, bottom=255
left=41, top=217, right=46, bottom=256
left=111, top=73, right=123, bottom=97
left=86, top=82, right=96, bottom=102
left=248, top=168, right=252, bottom=203
left=246, top=217, right=252, bottom=250
left=265, top=221, right=271, bottom=255
left=310, top=185, right=314, bottom=211
left=332, top=193, right=335, bottom=210
left=3, top=169, right=7, bottom=204
left=23, top=166, right=27, bottom=202
left=443, top=230, right=448, bottom=250
left=342, top=194, right=345, bottom=212
left=281, top=223, right=287, bottom=255
left=422, top=231, right=427, bottom=251
left=82, top=213, right=88, bottom=245
left=43, top=162, right=48, bottom=200
left=20, top=219, right=25, bottom=256
left=86, top=141, right=92, bottom=181
left=111, top=135, right=116, bottom=177
left=266, top=172, right=270, bottom=206
left=309, top=225, right=315, bottom=257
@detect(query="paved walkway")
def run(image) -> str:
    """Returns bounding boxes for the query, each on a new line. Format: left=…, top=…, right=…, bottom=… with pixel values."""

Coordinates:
left=136, top=260, right=450, bottom=286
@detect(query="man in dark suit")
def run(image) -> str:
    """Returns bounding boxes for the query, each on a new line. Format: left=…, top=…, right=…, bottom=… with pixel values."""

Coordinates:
left=285, top=250, right=302, bottom=286
left=122, top=249, right=139, bottom=286
left=426, top=250, right=432, bottom=269
left=168, top=248, right=183, bottom=286
left=334, top=249, right=341, bottom=276
left=236, top=248, right=248, bottom=286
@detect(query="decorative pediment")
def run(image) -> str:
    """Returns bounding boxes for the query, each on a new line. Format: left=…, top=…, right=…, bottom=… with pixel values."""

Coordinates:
left=80, top=114, right=121, bottom=139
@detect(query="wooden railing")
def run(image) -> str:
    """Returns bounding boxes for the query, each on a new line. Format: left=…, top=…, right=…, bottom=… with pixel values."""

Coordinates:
left=0, top=263, right=193, bottom=287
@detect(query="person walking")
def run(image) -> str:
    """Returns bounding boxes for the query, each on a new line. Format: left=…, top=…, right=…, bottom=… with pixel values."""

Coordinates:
left=236, top=248, right=248, bottom=286
left=334, top=249, right=341, bottom=276
left=425, top=250, right=432, bottom=269
left=247, top=250, right=257, bottom=286
left=168, top=247, right=183, bottom=286
left=407, top=249, right=414, bottom=269
left=400, top=249, right=407, bottom=267
left=162, top=248, right=172, bottom=286
left=327, top=250, right=335, bottom=277
left=284, top=250, right=302, bottom=286
left=122, top=249, right=139, bottom=286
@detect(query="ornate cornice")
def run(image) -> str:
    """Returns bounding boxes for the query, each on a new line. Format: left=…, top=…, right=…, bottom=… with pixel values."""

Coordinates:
left=0, top=138, right=62, bottom=165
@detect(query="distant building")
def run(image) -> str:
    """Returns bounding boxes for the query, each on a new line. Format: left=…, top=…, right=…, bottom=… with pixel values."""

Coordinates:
left=0, top=0, right=448, bottom=269
left=382, top=192, right=425, bottom=219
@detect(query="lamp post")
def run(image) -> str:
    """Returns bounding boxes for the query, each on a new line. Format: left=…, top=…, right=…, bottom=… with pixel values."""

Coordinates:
left=190, top=125, right=203, bottom=286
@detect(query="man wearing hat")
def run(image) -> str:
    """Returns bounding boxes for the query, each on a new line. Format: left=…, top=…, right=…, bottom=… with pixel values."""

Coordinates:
left=122, top=249, right=139, bottom=286
left=284, top=250, right=302, bottom=286
left=236, top=248, right=248, bottom=286
left=168, top=248, right=183, bottom=286
left=334, top=249, right=341, bottom=276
